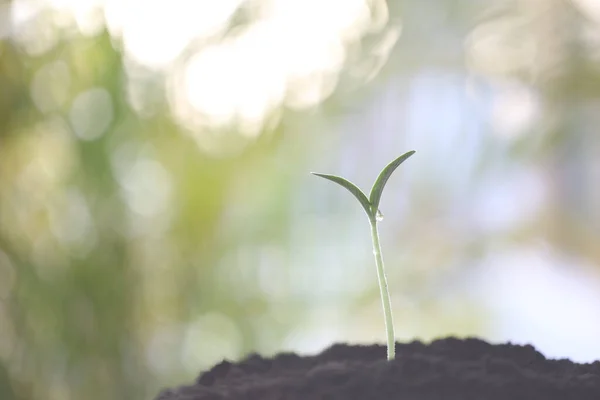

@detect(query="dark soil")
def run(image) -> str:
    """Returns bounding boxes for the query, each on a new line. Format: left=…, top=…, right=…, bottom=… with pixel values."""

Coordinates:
left=155, top=337, right=600, bottom=400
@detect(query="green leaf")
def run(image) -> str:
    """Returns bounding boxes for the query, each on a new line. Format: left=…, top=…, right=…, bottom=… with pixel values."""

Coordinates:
left=311, top=173, right=372, bottom=217
left=369, top=150, right=415, bottom=212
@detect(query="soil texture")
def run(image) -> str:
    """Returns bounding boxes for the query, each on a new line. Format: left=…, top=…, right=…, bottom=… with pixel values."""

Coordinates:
left=155, top=337, right=600, bottom=400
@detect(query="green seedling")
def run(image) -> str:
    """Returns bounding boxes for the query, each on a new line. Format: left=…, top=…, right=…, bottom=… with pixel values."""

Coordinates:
left=312, top=150, right=415, bottom=361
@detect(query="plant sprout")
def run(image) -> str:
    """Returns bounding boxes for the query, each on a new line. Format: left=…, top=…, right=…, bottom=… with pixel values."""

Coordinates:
left=312, top=150, right=416, bottom=361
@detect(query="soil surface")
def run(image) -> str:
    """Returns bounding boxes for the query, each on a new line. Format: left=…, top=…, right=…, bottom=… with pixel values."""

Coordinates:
left=155, top=337, right=600, bottom=400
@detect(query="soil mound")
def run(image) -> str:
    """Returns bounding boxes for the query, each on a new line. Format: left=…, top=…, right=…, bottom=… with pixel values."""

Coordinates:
left=155, top=337, right=600, bottom=400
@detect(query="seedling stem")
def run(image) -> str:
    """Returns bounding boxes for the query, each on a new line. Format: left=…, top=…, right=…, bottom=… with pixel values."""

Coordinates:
left=312, top=150, right=415, bottom=361
left=369, top=213, right=395, bottom=360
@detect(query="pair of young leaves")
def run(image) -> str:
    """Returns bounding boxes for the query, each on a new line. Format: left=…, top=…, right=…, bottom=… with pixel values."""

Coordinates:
left=312, top=150, right=415, bottom=221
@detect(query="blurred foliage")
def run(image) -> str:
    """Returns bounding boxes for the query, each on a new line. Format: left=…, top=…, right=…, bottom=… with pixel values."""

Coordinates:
left=1, top=0, right=600, bottom=399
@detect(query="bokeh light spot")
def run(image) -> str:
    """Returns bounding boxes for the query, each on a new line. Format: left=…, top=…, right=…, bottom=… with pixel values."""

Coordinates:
left=10, top=0, right=60, bottom=55
left=118, top=158, right=172, bottom=217
left=49, top=189, right=97, bottom=255
left=30, top=61, right=71, bottom=114
left=69, top=87, right=114, bottom=141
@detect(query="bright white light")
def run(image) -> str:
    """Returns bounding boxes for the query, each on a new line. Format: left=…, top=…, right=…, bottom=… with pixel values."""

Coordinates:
left=181, top=22, right=287, bottom=134
left=47, top=0, right=105, bottom=36
left=9, top=0, right=43, bottom=26
left=171, top=0, right=383, bottom=139
left=571, top=0, right=600, bottom=23
left=104, top=0, right=243, bottom=69
left=10, top=0, right=60, bottom=55
left=262, top=0, right=371, bottom=45
left=26, top=0, right=395, bottom=153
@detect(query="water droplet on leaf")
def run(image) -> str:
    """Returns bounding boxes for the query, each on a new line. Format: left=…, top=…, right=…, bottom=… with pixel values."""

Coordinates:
left=376, top=209, right=384, bottom=222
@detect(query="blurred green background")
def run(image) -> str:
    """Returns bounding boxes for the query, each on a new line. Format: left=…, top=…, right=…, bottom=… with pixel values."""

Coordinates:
left=2, top=0, right=600, bottom=399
